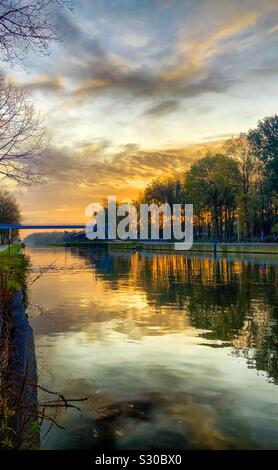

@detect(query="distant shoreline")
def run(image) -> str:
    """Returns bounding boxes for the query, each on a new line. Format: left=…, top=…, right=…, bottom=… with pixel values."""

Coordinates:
left=26, top=241, right=278, bottom=255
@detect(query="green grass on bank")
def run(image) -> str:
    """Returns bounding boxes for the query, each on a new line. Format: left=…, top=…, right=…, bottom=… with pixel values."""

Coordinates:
left=0, top=244, right=22, bottom=256
left=0, top=244, right=29, bottom=291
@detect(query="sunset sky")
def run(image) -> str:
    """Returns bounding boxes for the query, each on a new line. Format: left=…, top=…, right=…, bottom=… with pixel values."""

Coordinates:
left=7, top=0, right=278, bottom=225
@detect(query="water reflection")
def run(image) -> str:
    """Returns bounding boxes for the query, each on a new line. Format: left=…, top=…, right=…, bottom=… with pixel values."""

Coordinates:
left=66, top=248, right=278, bottom=385
left=27, top=247, right=278, bottom=449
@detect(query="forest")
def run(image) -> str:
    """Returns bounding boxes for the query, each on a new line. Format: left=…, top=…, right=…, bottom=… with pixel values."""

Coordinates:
left=138, top=115, right=278, bottom=242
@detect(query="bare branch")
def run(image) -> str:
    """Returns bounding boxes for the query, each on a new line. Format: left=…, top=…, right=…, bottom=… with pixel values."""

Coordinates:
left=0, top=72, right=47, bottom=185
left=0, top=0, right=73, bottom=64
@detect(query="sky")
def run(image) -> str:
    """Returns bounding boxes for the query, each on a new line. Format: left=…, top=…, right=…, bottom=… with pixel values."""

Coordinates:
left=6, top=0, right=278, bottom=226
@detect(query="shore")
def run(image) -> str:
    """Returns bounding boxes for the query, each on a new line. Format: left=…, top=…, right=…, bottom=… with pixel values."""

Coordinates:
left=44, top=240, right=278, bottom=255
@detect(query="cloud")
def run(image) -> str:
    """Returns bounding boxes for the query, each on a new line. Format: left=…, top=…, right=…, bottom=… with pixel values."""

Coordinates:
left=59, top=9, right=262, bottom=113
left=23, top=75, right=64, bottom=93
left=115, top=32, right=151, bottom=48
left=25, top=6, right=256, bottom=107
left=56, top=9, right=106, bottom=61
left=38, top=138, right=226, bottom=195
left=144, top=100, right=179, bottom=117
left=21, top=3, right=278, bottom=120
left=168, top=13, right=258, bottom=81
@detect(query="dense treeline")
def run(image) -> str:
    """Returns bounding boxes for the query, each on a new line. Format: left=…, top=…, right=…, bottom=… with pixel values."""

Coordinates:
left=139, top=115, right=278, bottom=242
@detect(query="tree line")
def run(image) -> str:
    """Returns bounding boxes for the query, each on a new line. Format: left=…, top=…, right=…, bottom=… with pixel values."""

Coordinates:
left=139, top=115, right=278, bottom=242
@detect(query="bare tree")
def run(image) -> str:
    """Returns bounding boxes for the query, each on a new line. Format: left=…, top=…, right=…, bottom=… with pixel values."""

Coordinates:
left=225, top=134, right=261, bottom=192
left=0, top=2, right=74, bottom=185
left=0, top=189, right=21, bottom=242
left=225, top=133, right=262, bottom=238
left=0, top=0, right=72, bottom=64
left=0, top=73, right=46, bottom=185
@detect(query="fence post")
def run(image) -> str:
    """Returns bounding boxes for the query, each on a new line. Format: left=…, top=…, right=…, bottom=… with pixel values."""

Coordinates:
left=8, top=227, right=12, bottom=253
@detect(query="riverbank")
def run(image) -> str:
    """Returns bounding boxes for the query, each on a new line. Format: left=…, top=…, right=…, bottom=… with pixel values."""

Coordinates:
left=0, top=289, right=39, bottom=450
left=45, top=240, right=278, bottom=255
left=0, top=244, right=29, bottom=290
left=0, top=244, right=30, bottom=449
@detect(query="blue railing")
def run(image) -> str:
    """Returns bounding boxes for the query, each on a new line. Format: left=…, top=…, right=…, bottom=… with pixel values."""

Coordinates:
left=0, top=225, right=86, bottom=230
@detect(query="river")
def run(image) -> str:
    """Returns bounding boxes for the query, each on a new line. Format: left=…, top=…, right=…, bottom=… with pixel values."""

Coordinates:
left=25, top=246, right=278, bottom=450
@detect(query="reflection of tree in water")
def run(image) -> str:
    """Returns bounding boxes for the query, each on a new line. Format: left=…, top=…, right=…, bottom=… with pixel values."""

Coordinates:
left=231, top=303, right=278, bottom=384
left=73, top=247, right=133, bottom=287
left=77, top=248, right=278, bottom=385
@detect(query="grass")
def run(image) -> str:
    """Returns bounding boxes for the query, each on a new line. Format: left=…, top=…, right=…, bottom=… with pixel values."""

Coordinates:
left=0, top=244, right=22, bottom=256
left=0, top=244, right=29, bottom=291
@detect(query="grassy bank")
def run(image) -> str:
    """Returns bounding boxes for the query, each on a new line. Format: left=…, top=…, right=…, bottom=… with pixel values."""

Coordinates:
left=0, top=244, right=29, bottom=291
left=0, top=244, right=30, bottom=448
left=0, top=244, right=21, bottom=256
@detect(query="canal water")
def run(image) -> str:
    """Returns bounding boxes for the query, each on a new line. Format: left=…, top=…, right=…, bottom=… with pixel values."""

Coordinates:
left=26, top=247, right=278, bottom=449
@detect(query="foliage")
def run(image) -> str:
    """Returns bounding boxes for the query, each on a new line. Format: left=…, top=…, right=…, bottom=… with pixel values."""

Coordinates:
left=0, top=395, right=16, bottom=449
left=248, top=114, right=278, bottom=198
left=142, top=177, right=184, bottom=205
left=138, top=115, right=278, bottom=241
left=185, top=154, right=240, bottom=240
left=225, top=134, right=261, bottom=237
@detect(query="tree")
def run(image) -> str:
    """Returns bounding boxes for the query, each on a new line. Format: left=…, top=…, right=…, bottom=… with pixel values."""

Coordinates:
left=247, top=115, right=278, bottom=236
left=225, top=134, right=261, bottom=238
left=0, top=0, right=72, bottom=64
left=0, top=1, right=72, bottom=185
left=142, top=177, right=184, bottom=206
left=0, top=189, right=21, bottom=243
left=0, top=73, right=46, bottom=185
left=248, top=115, right=278, bottom=197
left=139, top=177, right=186, bottom=239
left=185, top=154, right=241, bottom=240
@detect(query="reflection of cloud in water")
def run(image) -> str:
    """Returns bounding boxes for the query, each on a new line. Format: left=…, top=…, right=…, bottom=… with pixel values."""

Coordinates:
left=26, top=247, right=278, bottom=449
